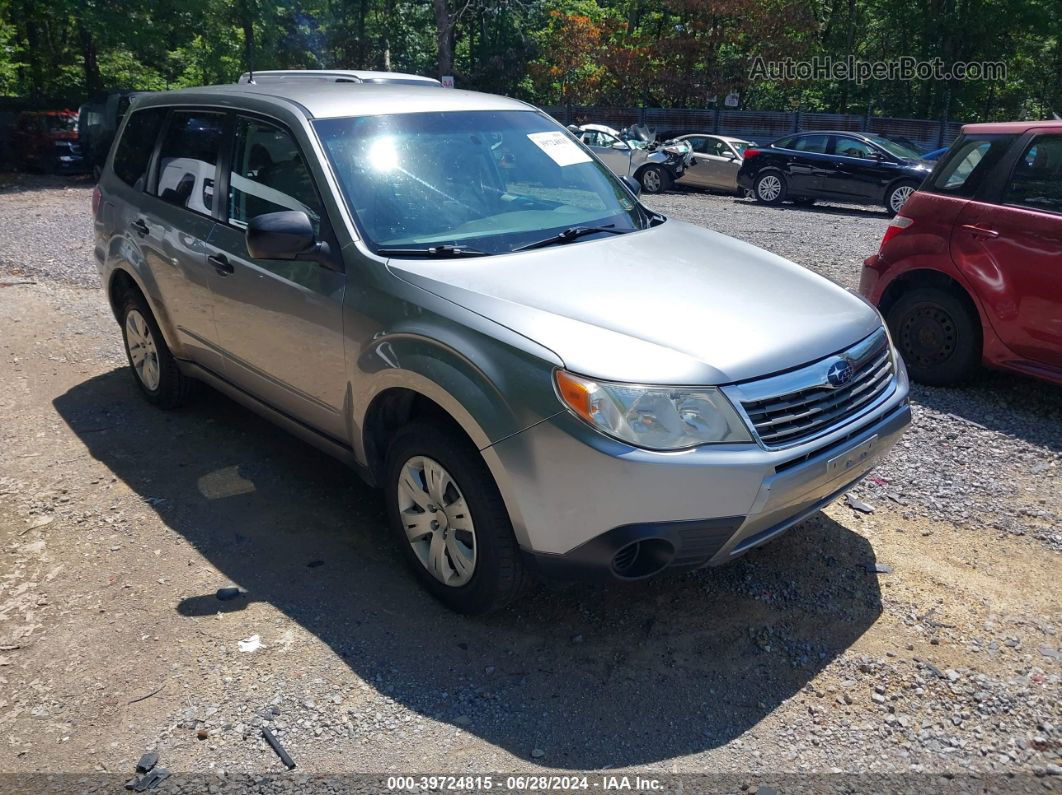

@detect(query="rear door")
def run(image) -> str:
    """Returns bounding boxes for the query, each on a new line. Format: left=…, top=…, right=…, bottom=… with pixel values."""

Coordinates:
left=953, top=133, right=1062, bottom=368
left=115, top=107, right=227, bottom=373
left=205, top=113, right=348, bottom=439
left=784, top=134, right=831, bottom=193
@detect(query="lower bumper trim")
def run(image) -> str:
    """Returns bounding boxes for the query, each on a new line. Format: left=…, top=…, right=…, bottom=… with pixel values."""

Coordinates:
left=527, top=516, right=745, bottom=583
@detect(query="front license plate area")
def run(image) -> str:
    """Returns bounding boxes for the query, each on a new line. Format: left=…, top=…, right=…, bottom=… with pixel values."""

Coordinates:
left=827, top=435, right=879, bottom=477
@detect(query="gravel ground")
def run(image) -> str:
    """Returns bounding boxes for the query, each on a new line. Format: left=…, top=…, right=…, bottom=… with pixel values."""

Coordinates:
left=1, top=176, right=1059, bottom=790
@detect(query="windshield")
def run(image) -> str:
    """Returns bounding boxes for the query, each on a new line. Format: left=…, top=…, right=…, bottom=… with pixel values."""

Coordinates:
left=864, top=134, right=924, bottom=160
left=314, top=110, right=648, bottom=255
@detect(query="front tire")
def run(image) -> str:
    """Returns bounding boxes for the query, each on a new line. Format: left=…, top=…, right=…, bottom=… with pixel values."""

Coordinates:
left=754, top=171, right=787, bottom=204
left=885, top=181, right=918, bottom=216
left=886, top=287, right=981, bottom=386
left=384, top=422, right=531, bottom=614
left=639, top=165, right=670, bottom=194
left=119, top=291, right=193, bottom=408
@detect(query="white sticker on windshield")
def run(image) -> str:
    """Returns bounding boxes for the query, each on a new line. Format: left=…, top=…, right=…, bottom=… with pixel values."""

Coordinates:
left=528, top=131, right=592, bottom=167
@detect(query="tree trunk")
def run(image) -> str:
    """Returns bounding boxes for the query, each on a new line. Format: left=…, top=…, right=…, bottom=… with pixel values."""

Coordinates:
left=432, top=0, right=454, bottom=78
left=78, top=23, right=101, bottom=94
left=236, top=0, right=257, bottom=76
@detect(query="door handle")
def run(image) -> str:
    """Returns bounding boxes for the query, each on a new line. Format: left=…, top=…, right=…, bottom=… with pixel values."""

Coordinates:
left=960, top=224, right=999, bottom=239
left=131, top=219, right=149, bottom=237
left=208, top=253, right=234, bottom=275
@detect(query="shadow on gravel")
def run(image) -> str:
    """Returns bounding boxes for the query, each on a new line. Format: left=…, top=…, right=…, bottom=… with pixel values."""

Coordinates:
left=910, top=373, right=1062, bottom=454
left=55, top=369, right=883, bottom=769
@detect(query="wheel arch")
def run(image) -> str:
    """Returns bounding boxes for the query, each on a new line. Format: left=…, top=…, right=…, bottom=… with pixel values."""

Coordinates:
left=104, top=260, right=182, bottom=355
left=879, top=268, right=984, bottom=341
left=354, top=338, right=549, bottom=549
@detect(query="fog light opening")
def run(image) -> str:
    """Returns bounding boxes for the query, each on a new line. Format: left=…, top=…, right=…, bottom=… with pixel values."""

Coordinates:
left=611, top=538, right=674, bottom=579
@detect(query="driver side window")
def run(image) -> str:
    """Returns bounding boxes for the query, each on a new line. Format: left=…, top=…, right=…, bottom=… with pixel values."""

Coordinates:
left=228, top=117, right=327, bottom=237
left=834, top=137, right=875, bottom=159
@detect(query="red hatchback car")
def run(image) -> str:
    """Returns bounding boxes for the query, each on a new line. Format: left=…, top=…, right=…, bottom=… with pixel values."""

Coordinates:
left=861, top=120, right=1062, bottom=386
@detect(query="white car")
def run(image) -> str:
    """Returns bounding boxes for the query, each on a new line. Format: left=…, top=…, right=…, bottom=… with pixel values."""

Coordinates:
left=674, top=134, right=755, bottom=194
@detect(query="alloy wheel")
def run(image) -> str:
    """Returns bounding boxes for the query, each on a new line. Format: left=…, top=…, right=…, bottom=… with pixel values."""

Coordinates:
left=757, top=175, right=782, bottom=202
left=397, top=456, right=477, bottom=587
left=125, top=309, right=161, bottom=391
left=642, top=168, right=662, bottom=192
left=890, top=184, right=915, bottom=213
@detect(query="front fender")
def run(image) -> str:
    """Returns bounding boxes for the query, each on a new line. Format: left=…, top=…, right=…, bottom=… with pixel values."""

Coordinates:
left=354, top=331, right=564, bottom=549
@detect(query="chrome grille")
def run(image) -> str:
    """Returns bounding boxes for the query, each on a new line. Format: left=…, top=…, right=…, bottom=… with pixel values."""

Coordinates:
left=730, top=329, right=896, bottom=448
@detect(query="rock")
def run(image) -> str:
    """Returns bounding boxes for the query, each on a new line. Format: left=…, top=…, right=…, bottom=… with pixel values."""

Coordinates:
left=135, top=751, right=158, bottom=773
left=846, top=495, right=875, bottom=513
left=531, top=748, right=545, bottom=759
left=216, top=586, right=243, bottom=601
left=872, top=692, right=886, bottom=704
left=1038, top=645, right=1062, bottom=661
left=865, top=563, right=893, bottom=574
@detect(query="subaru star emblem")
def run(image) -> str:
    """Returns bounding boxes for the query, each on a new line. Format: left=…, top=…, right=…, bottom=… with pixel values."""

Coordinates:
left=826, top=358, right=854, bottom=387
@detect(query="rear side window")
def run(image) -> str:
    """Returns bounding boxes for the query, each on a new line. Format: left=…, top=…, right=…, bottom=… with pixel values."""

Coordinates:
left=926, top=134, right=1015, bottom=198
left=227, top=117, right=326, bottom=235
left=1003, top=135, right=1062, bottom=214
left=154, top=111, right=225, bottom=215
left=112, top=108, right=166, bottom=189
left=792, top=135, right=828, bottom=153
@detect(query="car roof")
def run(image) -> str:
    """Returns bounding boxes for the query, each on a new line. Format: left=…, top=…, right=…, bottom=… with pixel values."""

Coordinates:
left=133, top=82, right=532, bottom=120
left=961, top=120, right=1062, bottom=134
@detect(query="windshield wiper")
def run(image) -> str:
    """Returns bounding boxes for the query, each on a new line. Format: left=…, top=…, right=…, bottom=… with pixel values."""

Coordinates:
left=512, top=225, right=631, bottom=252
left=377, top=244, right=489, bottom=258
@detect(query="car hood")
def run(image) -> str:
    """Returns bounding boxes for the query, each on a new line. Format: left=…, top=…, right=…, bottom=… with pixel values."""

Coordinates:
left=386, top=220, right=882, bottom=385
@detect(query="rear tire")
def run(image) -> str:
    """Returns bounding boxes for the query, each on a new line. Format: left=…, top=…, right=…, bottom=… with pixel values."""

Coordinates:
left=384, top=422, right=531, bottom=614
left=119, top=291, right=193, bottom=408
left=753, top=171, right=787, bottom=204
left=886, top=287, right=981, bottom=386
left=639, top=165, right=670, bottom=194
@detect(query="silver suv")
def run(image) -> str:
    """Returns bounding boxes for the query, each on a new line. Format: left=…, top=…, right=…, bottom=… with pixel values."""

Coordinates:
left=93, top=75, right=912, bottom=613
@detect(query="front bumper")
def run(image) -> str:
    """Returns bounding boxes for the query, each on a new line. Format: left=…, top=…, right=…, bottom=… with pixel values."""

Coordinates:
left=490, top=363, right=911, bottom=581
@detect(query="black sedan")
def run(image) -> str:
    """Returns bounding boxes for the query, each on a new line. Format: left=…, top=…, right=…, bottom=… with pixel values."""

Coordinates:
left=736, top=130, right=933, bottom=215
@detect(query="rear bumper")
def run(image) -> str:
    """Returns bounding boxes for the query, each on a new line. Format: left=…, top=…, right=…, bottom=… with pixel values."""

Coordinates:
left=493, top=360, right=911, bottom=581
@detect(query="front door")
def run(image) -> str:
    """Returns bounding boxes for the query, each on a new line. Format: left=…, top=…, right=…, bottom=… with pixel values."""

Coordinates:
left=580, top=130, right=633, bottom=177
left=205, top=114, right=348, bottom=439
left=954, top=133, right=1062, bottom=368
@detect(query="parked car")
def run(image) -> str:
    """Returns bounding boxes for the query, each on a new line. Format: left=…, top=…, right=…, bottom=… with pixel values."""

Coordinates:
left=573, top=123, right=689, bottom=193
left=673, top=134, right=755, bottom=194
left=737, top=130, right=933, bottom=214
left=93, top=73, right=911, bottom=613
left=861, top=120, right=1062, bottom=386
left=79, top=91, right=148, bottom=179
left=10, top=110, right=85, bottom=173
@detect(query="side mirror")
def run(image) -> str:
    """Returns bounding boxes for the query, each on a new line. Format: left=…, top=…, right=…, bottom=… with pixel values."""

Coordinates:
left=611, top=140, right=630, bottom=150
left=722, top=151, right=737, bottom=160
left=246, top=210, right=335, bottom=268
left=621, top=175, right=642, bottom=197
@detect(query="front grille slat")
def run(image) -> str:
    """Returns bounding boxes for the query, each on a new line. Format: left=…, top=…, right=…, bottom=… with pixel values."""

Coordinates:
left=744, top=350, right=890, bottom=418
left=737, top=330, right=896, bottom=448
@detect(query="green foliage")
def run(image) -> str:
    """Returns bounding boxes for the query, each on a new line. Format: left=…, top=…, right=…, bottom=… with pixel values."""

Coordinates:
left=0, top=0, right=1056, bottom=121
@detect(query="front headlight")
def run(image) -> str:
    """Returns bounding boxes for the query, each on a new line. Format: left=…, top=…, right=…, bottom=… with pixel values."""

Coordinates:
left=555, top=370, right=752, bottom=450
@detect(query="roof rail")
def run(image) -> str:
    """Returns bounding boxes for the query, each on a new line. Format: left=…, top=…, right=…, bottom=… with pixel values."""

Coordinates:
left=237, top=70, right=441, bottom=87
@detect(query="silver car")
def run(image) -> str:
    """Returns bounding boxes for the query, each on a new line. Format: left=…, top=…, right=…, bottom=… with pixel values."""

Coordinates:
left=93, top=74, right=911, bottom=613
left=674, top=134, right=755, bottom=194
left=574, top=124, right=689, bottom=193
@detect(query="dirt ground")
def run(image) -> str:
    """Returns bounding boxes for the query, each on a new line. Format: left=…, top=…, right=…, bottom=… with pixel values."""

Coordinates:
left=0, top=178, right=1059, bottom=789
